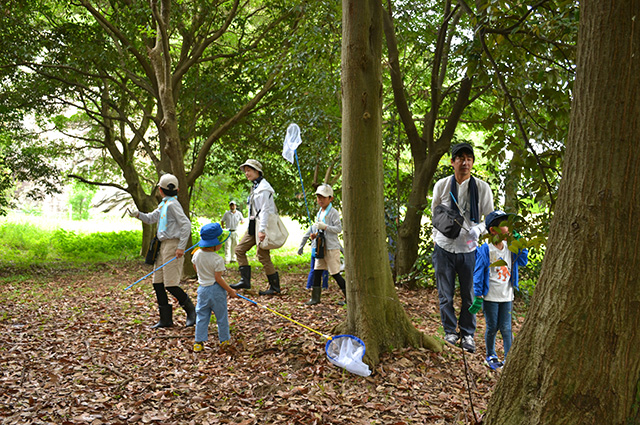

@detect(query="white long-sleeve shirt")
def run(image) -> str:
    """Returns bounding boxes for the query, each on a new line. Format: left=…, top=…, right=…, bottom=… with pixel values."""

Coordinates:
left=138, top=197, right=191, bottom=250
left=431, top=175, right=494, bottom=254
left=311, top=206, right=342, bottom=251
left=221, top=210, right=244, bottom=230
left=248, top=178, right=276, bottom=234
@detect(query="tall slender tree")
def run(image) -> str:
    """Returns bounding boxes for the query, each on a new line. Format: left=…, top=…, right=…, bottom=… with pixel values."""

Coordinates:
left=339, top=0, right=440, bottom=363
left=484, top=2, right=640, bottom=423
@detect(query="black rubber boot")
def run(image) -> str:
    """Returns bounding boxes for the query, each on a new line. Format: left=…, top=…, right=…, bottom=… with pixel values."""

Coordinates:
left=182, top=297, right=196, bottom=327
left=231, top=266, right=251, bottom=290
left=166, top=286, right=196, bottom=327
left=151, top=283, right=173, bottom=328
left=152, top=305, right=174, bottom=329
left=305, top=286, right=322, bottom=305
left=259, top=272, right=281, bottom=295
left=153, top=282, right=169, bottom=305
left=333, top=273, right=347, bottom=306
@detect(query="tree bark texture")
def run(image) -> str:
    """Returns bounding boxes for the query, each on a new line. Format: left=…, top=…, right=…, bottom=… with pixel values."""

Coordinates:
left=340, top=0, right=440, bottom=364
left=148, top=0, right=197, bottom=275
left=484, top=2, right=640, bottom=424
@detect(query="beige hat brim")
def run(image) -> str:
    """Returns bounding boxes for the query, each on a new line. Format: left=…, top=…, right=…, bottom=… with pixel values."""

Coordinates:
left=239, top=160, right=262, bottom=173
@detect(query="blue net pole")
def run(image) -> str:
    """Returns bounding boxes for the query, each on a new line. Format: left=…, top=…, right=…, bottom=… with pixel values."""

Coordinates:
left=124, top=243, right=197, bottom=291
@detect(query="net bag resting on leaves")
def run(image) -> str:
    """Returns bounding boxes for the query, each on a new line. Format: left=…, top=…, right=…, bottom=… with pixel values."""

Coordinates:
left=325, top=334, right=370, bottom=377
left=238, top=295, right=371, bottom=377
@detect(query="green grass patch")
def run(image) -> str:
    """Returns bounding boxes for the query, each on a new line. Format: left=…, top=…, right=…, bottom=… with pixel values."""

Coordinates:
left=273, top=251, right=312, bottom=271
left=0, top=274, right=32, bottom=284
left=0, top=218, right=311, bottom=275
left=224, top=250, right=311, bottom=274
left=0, top=221, right=141, bottom=266
left=51, top=228, right=141, bottom=261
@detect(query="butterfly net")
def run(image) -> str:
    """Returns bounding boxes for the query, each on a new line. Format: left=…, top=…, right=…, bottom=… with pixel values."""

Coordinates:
left=325, top=334, right=371, bottom=377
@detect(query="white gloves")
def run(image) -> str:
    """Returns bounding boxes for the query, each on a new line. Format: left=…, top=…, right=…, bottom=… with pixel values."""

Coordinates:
left=468, top=225, right=482, bottom=241
left=127, top=208, right=139, bottom=218
left=315, top=222, right=327, bottom=230
left=466, top=225, right=482, bottom=250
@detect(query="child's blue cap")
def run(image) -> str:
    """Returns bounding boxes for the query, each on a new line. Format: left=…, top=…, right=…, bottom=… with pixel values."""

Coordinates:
left=485, top=211, right=514, bottom=229
left=199, top=223, right=228, bottom=247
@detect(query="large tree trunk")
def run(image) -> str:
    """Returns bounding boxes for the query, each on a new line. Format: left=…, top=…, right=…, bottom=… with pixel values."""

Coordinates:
left=339, top=0, right=440, bottom=365
left=484, top=2, right=640, bottom=424
left=148, top=0, right=196, bottom=276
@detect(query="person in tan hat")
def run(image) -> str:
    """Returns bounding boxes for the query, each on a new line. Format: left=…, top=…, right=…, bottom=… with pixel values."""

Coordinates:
left=230, top=159, right=281, bottom=295
left=128, top=173, right=196, bottom=328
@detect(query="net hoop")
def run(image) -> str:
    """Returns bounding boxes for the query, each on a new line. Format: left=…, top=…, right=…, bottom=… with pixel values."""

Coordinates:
left=325, top=334, right=366, bottom=360
left=325, top=334, right=371, bottom=377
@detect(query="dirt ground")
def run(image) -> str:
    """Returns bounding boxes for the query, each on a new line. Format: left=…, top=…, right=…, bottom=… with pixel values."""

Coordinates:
left=0, top=261, right=525, bottom=424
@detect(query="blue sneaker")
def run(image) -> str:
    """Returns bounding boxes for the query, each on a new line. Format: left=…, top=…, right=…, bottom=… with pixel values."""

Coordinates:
left=484, top=355, right=503, bottom=370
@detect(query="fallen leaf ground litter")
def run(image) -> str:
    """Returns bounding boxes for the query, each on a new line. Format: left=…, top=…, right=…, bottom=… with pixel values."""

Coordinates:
left=0, top=261, right=525, bottom=424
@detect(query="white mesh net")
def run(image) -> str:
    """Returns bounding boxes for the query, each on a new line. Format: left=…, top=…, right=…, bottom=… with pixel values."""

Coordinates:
left=325, top=335, right=371, bottom=377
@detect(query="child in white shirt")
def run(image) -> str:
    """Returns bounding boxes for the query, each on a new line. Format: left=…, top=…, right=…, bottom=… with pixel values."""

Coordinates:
left=192, top=223, right=238, bottom=352
left=472, top=211, right=529, bottom=370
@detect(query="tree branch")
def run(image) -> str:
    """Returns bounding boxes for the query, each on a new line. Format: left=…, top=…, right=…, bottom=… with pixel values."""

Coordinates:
left=425, top=0, right=455, bottom=146
left=76, top=0, right=156, bottom=88
left=382, top=4, right=423, bottom=160
left=482, top=0, right=552, bottom=35
left=438, top=77, right=472, bottom=145
left=187, top=70, right=278, bottom=186
left=504, top=34, right=574, bottom=73
left=68, top=174, right=127, bottom=192
left=150, top=0, right=173, bottom=92
left=173, top=0, right=241, bottom=84
left=479, top=30, right=556, bottom=205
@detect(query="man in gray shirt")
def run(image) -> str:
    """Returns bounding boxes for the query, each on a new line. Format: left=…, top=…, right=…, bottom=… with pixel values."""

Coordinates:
left=221, top=201, right=244, bottom=263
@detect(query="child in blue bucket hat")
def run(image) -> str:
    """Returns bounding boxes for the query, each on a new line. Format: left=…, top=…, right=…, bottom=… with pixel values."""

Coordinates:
left=471, top=211, right=529, bottom=370
left=192, top=223, right=238, bottom=352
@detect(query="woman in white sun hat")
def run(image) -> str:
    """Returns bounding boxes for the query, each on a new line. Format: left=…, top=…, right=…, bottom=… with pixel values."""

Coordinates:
left=230, top=159, right=281, bottom=296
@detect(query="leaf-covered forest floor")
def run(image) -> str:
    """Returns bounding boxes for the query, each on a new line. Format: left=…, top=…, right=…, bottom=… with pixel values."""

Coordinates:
left=0, top=260, right=525, bottom=424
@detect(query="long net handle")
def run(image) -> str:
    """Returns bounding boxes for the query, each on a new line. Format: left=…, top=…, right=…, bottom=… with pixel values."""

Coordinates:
left=124, top=243, right=197, bottom=291
left=238, top=294, right=331, bottom=340
left=295, top=150, right=313, bottom=226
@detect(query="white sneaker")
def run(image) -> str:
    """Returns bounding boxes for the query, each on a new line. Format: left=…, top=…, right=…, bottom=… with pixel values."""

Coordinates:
left=460, top=335, right=475, bottom=353
left=444, top=333, right=459, bottom=346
